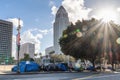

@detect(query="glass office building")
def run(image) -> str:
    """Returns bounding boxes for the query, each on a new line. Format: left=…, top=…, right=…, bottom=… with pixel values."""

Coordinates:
left=0, top=20, right=13, bottom=61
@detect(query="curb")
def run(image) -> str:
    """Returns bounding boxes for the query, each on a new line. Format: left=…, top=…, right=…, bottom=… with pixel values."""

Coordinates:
left=0, top=71, right=81, bottom=75
left=0, top=70, right=116, bottom=75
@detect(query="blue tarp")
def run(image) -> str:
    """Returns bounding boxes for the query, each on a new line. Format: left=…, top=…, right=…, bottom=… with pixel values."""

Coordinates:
left=12, top=61, right=40, bottom=73
left=56, top=63, right=67, bottom=71
left=87, top=66, right=94, bottom=71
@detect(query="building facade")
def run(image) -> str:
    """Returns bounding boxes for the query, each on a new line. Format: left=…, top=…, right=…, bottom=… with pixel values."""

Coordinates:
left=45, top=46, right=54, bottom=56
left=54, top=6, right=69, bottom=54
left=0, top=20, right=13, bottom=60
left=20, top=43, right=35, bottom=59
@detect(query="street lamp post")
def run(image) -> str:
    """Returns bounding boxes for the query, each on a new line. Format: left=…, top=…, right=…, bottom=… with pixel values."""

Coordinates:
left=16, top=18, right=21, bottom=73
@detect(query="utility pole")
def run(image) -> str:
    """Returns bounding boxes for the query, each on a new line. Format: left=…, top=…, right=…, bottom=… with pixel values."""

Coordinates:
left=16, top=18, right=21, bottom=73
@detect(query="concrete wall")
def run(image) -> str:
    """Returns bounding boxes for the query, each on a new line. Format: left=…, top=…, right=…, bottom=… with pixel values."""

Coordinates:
left=0, top=65, right=14, bottom=71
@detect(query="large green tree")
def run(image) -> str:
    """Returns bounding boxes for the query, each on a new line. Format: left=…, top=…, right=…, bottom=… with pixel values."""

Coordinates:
left=59, top=18, right=120, bottom=69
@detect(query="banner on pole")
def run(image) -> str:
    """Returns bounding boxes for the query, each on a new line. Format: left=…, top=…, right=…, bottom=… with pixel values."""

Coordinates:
left=16, top=32, right=21, bottom=46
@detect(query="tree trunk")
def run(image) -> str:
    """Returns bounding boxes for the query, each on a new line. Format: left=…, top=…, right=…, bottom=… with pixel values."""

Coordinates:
left=92, top=60, right=95, bottom=68
left=112, top=61, right=114, bottom=71
left=92, top=59, right=95, bottom=71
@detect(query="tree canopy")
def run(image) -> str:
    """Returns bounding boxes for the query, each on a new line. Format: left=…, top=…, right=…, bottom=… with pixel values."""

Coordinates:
left=59, top=18, right=120, bottom=68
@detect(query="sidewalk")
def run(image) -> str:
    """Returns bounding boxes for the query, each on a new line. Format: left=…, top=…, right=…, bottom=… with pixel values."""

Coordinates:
left=0, top=70, right=101, bottom=75
left=0, top=70, right=78, bottom=75
left=1, top=69, right=119, bottom=75
left=0, top=71, right=15, bottom=75
left=0, top=65, right=14, bottom=74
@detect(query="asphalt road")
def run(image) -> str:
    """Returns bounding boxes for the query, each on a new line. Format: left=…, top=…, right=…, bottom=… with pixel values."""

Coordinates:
left=0, top=72, right=120, bottom=80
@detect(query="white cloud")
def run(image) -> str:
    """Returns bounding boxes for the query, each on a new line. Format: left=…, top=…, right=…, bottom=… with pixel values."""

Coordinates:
left=27, top=28, right=53, bottom=35
left=36, top=34, right=43, bottom=39
left=62, top=0, right=92, bottom=23
left=39, top=29, right=49, bottom=35
left=39, top=29, right=53, bottom=35
left=49, top=0, right=55, bottom=6
left=21, top=30, right=42, bottom=53
left=12, top=35, right=17, bottom=59
left=12, top=28, right=53, bottom=59
left=117, top=8, right=120, bottom=12
left=51, top=0, right=92, bottom=23
left=51, top=6, right=58, bottom=16
left=12, top=30, right=42, bottom=59
left=21, top=28, right=53, bottom=53
left=28, top=28, right=53, bottom=35
left=7, top=18, right=23, bottom=27
left=90, top=7, right=120, bottom=24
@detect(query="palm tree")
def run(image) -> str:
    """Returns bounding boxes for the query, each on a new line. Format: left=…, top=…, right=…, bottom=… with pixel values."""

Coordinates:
left=20, top=53, right=30, bottom=61
left=34, top=53, right=37, bottom=58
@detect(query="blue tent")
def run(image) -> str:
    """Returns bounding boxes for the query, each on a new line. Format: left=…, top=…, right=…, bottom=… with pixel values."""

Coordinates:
left=12, top=61, right=40, bottom=73
left=56, top=63, right=68, bottom=71
left=87, top=66, right=94, bottom=71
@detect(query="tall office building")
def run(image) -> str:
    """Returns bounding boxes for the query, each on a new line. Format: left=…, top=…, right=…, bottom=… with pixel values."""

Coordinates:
left=0, top=20, right=13, bottom=59
left=45, top=46, right=54, bottom=56
left=54, top=6, right=69, bottom=54
left=20, top=43, right=35, bottom=59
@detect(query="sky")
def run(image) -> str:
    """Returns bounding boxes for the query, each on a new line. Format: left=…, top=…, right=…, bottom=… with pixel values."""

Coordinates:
left=1, top=0, right=120, bottom=58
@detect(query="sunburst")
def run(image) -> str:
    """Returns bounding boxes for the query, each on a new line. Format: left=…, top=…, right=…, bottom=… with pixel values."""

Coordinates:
left=96, top=8, right=118, bottom=23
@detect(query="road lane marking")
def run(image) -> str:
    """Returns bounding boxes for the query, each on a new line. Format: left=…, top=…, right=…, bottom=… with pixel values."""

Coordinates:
left=72, top=74, right=99, bottom=80
left=14, top=77, right=68, bottom=80
left=73, top=73, right=120, bottom=80
left=85, top=74, right=120, bottom=79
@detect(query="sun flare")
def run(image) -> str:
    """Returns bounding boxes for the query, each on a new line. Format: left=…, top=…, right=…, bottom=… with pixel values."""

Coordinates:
left=96, top=8, right=117, bottom=23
